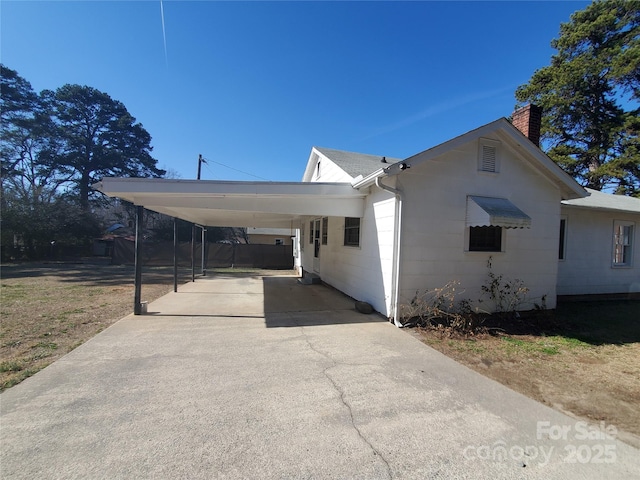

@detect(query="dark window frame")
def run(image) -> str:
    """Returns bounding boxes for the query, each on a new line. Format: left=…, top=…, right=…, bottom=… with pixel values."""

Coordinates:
left=469, top=226, right=502, bottom=252
left=344, top=217, right=361, bottom=247
left=559, top=218, right=566, bottom=260
left=322, top=217, right=328, bottom=245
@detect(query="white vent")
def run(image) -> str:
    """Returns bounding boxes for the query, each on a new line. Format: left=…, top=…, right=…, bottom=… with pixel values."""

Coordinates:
left=481, top=145, right=497, bottom=172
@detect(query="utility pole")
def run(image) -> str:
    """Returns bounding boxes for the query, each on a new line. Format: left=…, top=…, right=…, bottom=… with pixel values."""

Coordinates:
left=197, top=154, right=205, bottom=180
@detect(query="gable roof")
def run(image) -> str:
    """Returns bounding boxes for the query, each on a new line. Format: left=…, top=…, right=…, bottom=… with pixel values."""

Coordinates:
left=352, top=118, right=587, bottom=200
left=562, top=188, right=640, bottom=214
left=312, top=147, right=401, bottom=179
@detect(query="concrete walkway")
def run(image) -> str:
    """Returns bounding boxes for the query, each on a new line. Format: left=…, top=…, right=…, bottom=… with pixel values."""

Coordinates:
left=1, top=273, right=638, bottom=479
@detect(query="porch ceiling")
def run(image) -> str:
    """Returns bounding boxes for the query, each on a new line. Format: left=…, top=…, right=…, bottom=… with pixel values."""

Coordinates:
left=94, top=178, right=366, bottom=228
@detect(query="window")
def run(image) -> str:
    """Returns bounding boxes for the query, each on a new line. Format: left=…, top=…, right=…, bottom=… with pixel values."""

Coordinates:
left=478, top=138, right=500, bottom=173
left=613, top=221, right=634, bottom=266
left=300, top=223, right=304, bottom=250
left=469, top=226, right=502, bottom=252
left=314, top=219, right=320, bottom=258
left=275, top=238, right=284, bottom=246
left=559, top=218, right=567, bottom=260
left=309, top=221, right=314, bottom=244
left=322, top=217, right=328, bottom=245
left=344, top=217, right=361, bottom=247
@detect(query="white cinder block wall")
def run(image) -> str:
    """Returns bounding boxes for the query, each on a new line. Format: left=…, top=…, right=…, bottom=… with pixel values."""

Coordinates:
left=558, top=207, right=640, bottom=295
left=396, top=135, right=563, bottom=315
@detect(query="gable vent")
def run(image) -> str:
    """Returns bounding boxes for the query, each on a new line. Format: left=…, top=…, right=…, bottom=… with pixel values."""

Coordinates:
left=481, top=145, right=497, bottom=172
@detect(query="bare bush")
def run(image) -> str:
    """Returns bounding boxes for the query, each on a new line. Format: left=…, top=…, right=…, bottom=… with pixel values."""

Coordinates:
left=399, top=281, right=484, bottom=333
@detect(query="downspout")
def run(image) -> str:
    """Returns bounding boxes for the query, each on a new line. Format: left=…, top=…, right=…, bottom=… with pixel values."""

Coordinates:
left=375, top=177, right=404, bottom=327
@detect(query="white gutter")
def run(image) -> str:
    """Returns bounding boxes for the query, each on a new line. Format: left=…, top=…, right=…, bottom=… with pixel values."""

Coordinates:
left=352, top=161, right=411, bottom=190
left=352, top=169, right=385, bottom=189
left=375, top=176, right=404, bottom=327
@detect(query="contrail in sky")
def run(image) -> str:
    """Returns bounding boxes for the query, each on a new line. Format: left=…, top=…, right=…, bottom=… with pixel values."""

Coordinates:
left=358, top=85, right=515, bottom=142
left=160, top=0, right=168, bottom=68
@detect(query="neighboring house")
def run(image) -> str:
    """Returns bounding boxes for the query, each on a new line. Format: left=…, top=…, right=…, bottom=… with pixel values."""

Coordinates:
left=246, top=227, right=295, bottom=246
left=95, top=105, right=640, bottom=322
left=558, top=189, right=640, bottom=298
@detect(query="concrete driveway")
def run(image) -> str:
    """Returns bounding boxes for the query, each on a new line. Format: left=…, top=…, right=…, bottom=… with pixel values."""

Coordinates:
left=1, top=273, right=638, bottom=479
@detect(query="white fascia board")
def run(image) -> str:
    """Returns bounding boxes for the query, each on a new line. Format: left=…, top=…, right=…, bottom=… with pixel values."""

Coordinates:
left=94, top=178, right=363, bottom=200
left=301, top=147, right=320, bottom=182
left=129, top=195, right=364, bottom=217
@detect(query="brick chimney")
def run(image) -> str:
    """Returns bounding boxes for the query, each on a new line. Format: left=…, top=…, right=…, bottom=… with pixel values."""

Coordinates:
left=512, top=104, right=542, bottom=147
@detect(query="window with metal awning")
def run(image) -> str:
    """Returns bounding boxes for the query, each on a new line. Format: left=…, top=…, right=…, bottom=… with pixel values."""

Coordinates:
left=466, top=195, right=532, bottom=229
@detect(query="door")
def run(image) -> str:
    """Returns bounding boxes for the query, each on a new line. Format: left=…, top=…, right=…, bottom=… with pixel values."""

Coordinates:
left=313, top=218, right=321, bottom=273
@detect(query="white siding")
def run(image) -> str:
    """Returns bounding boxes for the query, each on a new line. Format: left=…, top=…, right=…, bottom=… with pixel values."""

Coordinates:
left=311, top=156, right=353, bottom=183
left=558, top=207, right=640, bottom=295
left=299, top=189, right=396, bottom=316
left=397, top=136, right=562, bottom=312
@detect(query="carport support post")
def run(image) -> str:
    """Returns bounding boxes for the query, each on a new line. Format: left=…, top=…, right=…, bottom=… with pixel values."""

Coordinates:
left=191, top=224, right=196, bottom=282
left=173, top=217, right=178, bottom=293
left=201, top=227, right=207, bottom=276
left=134, top=206, right=144, bottom=315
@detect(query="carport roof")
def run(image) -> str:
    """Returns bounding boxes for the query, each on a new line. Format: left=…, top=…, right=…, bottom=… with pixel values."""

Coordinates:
left=94, top=178, right=366, bottom=228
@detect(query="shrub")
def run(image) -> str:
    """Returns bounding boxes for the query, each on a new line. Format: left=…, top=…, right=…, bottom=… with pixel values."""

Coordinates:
left=479, top=257, right=529, bottom=318
left=399, top=281, right=484, bottom=333
left=400, top=258, right=541, bottom=335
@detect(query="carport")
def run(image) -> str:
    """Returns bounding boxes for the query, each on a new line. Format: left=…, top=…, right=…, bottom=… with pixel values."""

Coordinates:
left=93, top=178, right=366, bottom=313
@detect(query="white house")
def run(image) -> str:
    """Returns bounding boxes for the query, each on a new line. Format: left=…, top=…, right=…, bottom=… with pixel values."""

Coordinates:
left=95, top=106, right=640, bottom=322
left=298, top=108, right=587, bottom=321
left=558, top=189, right=640, bottom=298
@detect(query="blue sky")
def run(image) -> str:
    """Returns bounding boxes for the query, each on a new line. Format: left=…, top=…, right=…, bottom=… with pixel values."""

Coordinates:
left=1, top=1, right=590, bottom=182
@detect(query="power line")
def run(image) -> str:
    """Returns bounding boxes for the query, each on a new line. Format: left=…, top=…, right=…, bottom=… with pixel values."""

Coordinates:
left=202, top=160, right=217, bottom=180
left=202, top=157, right=270, bottom=181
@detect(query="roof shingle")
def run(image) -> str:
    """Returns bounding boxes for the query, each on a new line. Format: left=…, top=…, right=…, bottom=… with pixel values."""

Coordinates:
left=315, top=147, right=400, bottom=178
left=562, top=188, right=640, bottom=214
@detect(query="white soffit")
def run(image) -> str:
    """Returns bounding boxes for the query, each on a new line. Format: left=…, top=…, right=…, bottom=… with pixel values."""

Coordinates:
left=466, top=196, right=532, bottom=229
left=94, top=178, right=366, bottom=228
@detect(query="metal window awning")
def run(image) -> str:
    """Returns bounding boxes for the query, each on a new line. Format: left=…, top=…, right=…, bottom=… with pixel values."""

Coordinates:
left=466, top=196, right=531, bottom=229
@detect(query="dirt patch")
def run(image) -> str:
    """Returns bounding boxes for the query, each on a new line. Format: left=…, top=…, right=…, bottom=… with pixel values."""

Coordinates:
left=411, top=301, right=640, bottom=448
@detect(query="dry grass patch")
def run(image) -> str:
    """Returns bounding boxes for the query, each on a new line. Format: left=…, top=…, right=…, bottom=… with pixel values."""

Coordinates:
left=0, top=264, right=296, bottom=391
left=412, top=301, right=640, bottom=448
left=0, top=263, right=191, bottom=390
